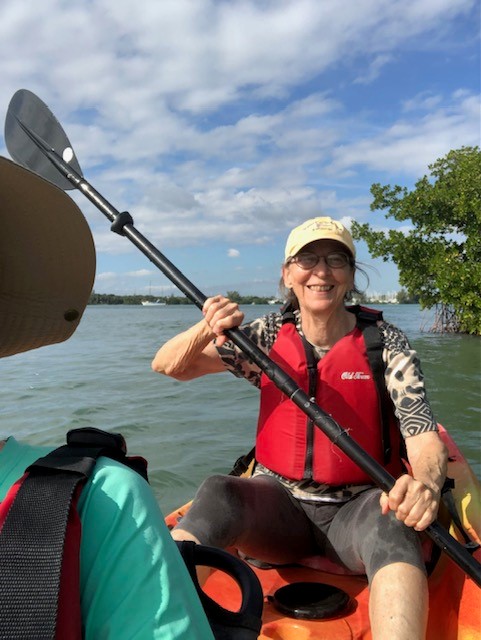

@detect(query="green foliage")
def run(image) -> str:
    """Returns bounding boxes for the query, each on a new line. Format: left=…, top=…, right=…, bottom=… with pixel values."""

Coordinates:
left=226, top=290, right=242, bottom=302
left=396, top=289, right=419, bottom=304
left=89, top=292, right=125, bottom=305
left=351, top=147, right=481, bottom=335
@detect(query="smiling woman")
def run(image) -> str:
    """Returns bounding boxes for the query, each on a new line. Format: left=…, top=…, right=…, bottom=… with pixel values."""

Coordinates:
left=282, top=237, right=355, bottom=346
left=152, top=215, right=451, bottom=640
left=280, top=219, right=369, bottom=334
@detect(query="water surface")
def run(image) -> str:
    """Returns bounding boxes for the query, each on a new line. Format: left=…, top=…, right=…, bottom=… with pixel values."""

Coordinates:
left=1, top=304, right=479, bottom=512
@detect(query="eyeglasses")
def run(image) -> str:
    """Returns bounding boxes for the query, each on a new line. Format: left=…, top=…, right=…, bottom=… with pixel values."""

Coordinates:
left=287, top=251, right=351, bottom=270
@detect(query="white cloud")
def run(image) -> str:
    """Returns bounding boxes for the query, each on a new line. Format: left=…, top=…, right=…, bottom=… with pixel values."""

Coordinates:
left=126, top=269, right=154, bottom=278
left=0, top=0, right=477, bottom=296
left=402, top=92, right=444, bottom=112
left=228, top=249, right=240, bottom=258
left=96, top=271, right=118, bottom=281
left=1, top=0, right=475, bottom=116
left=330, top=91, right=479, bottom=177
left=354, top=54, right=394, bottom=85
left=52, top=85, right=479, bottom=261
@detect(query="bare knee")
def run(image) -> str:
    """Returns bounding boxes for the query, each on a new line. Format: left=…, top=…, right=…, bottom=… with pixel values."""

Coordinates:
left=171, top=528, right=201, bottom=544
left=370, top=563, right=428, bottom=640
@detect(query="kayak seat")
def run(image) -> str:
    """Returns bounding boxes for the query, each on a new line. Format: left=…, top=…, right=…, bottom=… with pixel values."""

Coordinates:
left=240, top=534, right=437, bottom=578
left=238, top=550, right=360, bottom=576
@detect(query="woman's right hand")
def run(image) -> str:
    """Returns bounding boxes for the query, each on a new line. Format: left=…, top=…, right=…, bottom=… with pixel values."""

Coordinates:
left=203, top=295, right=244, bottom=346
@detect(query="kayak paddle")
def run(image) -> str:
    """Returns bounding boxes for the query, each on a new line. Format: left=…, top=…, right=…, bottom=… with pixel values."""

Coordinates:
left=4, top=88, right=481, bottom=588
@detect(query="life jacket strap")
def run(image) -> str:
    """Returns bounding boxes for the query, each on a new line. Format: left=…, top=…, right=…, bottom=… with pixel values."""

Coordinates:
left=0, top=469, right=83, bottom=639
left=229, top=447, right=256, bottom=477
left=0, top=427, right=148, bottom=639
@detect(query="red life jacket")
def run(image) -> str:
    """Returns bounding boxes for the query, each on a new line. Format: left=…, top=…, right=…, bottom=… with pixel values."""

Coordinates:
left=255, top=307, right=404, bottom=484
left=0, top=428, right=148, bottom=640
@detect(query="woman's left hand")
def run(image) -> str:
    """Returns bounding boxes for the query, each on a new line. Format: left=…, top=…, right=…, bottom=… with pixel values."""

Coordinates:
left=379, top=474, right=440, bottom=532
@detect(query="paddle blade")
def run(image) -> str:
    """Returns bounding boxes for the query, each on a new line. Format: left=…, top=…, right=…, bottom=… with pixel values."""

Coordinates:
left=5, top=89, right=82, bottom=191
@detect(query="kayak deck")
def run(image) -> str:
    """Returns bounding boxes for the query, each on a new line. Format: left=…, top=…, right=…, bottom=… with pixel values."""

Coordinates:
left=166, top=426, right=481, bottom=639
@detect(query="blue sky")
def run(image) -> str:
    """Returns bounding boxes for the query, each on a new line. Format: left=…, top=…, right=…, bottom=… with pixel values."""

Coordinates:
left=1, top=0, right=479, bottom=298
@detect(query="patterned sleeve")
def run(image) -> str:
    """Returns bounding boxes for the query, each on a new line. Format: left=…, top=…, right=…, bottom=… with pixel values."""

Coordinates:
left=215, top=312, right=283, bottom=388
left=379, top=321, right=438, bottom=438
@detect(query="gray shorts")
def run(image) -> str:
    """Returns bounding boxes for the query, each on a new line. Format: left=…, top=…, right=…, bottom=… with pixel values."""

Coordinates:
left=176, top=474, right=425, bottom=583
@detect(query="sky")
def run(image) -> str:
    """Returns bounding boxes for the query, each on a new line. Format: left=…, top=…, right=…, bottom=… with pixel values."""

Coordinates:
left=0, top=0, right=479, bottom=299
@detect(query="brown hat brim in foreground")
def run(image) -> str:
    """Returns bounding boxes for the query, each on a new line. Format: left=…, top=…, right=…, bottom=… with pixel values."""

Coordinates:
left=0, top=156, right=96, bottom=358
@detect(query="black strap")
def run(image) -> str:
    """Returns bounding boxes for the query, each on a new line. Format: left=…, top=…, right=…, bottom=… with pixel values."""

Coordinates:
left=29, top=427, right=149, bottom=482
left=360, top=322, right=392, bottom=464
left=229, top=448, right=256, bottom=477
left=300, top=335, right=319, bottom=479
left=0, top=427, right=147, bottom=639
left=347, top=304, right=383, bottom=324
left=346, top=306, right=392, bottom=463
left=280, top=303, right=296, bottom=325
left=0, top=470, right=83, bottom=639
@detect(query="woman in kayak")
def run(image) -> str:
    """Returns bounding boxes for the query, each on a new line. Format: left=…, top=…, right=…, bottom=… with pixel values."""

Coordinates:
left=152, top=216, right=448, bottom=640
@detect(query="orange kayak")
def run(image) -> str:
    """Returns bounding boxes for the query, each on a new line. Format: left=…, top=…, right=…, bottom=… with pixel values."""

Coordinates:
left=166, top=426, right=481, bottom=639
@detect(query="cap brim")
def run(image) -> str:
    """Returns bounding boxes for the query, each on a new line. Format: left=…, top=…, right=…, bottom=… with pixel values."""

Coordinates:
left=0, top=156, right=96, bottom=358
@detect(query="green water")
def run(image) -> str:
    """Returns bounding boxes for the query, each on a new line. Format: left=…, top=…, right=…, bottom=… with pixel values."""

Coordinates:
left=0, top=304, right=479, bottom=512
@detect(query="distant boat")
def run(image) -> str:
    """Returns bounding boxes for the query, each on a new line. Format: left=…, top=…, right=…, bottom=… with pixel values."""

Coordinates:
left=141, top=300, right=166, bottom=306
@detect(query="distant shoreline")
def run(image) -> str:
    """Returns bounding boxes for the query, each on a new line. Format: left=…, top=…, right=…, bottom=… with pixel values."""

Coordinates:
left=88, top=293, right=275, bottom=306
left=89, top=292, right=419, bottom=306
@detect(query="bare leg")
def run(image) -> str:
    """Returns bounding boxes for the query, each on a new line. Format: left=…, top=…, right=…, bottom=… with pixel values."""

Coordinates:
left=370, top=562, right=428, bottom=640
left=171, top=528, right=201, bottom=544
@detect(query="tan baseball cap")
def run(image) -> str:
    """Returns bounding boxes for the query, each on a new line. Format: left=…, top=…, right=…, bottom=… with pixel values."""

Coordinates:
left=0, top=156, right=96, bottom=358
left=284, top=216, right=355, bottom=261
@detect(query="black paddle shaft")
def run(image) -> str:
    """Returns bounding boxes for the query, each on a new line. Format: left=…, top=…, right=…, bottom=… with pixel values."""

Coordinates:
left=10, top=116, right=481, bottom=588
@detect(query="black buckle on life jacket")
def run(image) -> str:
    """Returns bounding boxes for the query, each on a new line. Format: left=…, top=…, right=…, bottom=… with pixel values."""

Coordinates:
left=280, top=302, right=296, bottom=325
left=25, top=427, right=131, bottom=479
left=347, top=304, right=384, bottom=323
left=67, top=426, right=127, bottom=454
left=229, top=447, right=256, bottom=477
